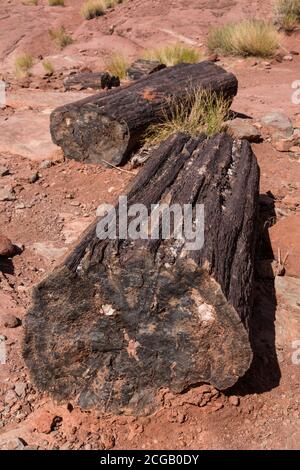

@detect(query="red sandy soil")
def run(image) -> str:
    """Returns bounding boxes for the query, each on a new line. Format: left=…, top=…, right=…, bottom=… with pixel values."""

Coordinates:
left=0, top=0, right=300, bottom=450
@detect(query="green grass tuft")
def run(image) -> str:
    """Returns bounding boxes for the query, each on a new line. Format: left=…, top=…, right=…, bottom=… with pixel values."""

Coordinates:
left=143, top=43, right=201, bottom=66
left=49, top=26, right=73, bottom=49
left=14, top=53, right=34, bottom=78
left=275, top=0, right=300, bottom=32
left=105, top=52, right=129, bottom=79
left=207, top=19, right=280, bottom=58
left=42, top=60, right=55, bottom=75
left=48, top=0, right=65, bottom=6
left=144, top=89, right=231, bottom=145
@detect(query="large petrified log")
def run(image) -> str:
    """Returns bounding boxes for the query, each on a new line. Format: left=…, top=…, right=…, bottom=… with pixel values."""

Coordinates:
left=24, top=132, right=259, bottom=415
left=50, top=61, right=238, bottom=166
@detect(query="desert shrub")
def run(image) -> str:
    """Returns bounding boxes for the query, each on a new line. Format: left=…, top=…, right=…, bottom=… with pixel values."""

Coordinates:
left=42, top=60, right=55, bottom=75
left=105, top=53, right=129, bottom=79
left=81, top=0, right=105, bottom=19
left=275, top=0, right=300, bottom=32
left=207, top=19, right=280, bottom=58
left=144, top=89, right=231, bottom=144
left=144, top=43, right=201, bottom=66
left=48, top=0, right=65, bottom=6
left=49, top=26, right=73, bottom=49
left=24, top=0, right=38, bottom=5
left=81, top=0, right=123, bottom=19
left=14, top=53, right=34, bottom=78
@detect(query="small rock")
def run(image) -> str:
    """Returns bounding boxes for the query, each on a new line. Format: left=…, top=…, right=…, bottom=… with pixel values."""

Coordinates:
left=224, top=118, right=262, bottom=142
left=211, top=402, right=224, bottom=412
left=290, top=146, right=300, bottom=154
left=275, top=277, right=300, bottom=310
left=290, top=50, right=299, bottom=56
left=261, top=112, right=293, bottom=141
left=39, top=160, right=53, bottom=170
left=275, top=139, right=294, bottom=152
left=274, top=53, right=284, bottom=63
left=0, top=235, right=15, bottom=257
left=229, top=396, right=240, bottom=406
left=0, top=437, right=27, bottom=450
left=35, top=410, right=57, bottom=434
left=15, top=382, right=27, bottom=397
left=0, top=166, right=9, bottom=177
left=100, top=432, right=115, bottom=450
left=15, top=203, right=26, bottom=210
left=2, top=314, right=21, bottom=329
left=283, top=54, right=293, bottom=61
left=207, top=53, right=219, bottom=62
left=5, top=389, right=17, bottom=404
left=28, top=172, right=39, bottom=184
left=0, top=185, right=16, bottom=201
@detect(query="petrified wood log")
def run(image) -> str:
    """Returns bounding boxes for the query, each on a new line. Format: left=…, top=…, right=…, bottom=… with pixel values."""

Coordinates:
left=64, top=72, right=120, bottom=91
left=50, top=61, right=238, bottom=166
left=24, top=132, right=259, bottom=415
left=126, top=59, right=166, bottom=80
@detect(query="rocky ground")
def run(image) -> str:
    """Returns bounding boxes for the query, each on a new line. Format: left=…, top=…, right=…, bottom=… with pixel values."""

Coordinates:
left=0, top=0, right=300, bottom=451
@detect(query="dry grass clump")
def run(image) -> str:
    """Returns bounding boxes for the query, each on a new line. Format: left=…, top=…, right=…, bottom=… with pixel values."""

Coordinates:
left=42, top=60, right=55, bottom=75
left=49, top=26, right=73, bottom=49
left=145, top=89, right=231, bottom=145
left=48, top=0, right=65, bottom=6
left=81, top=0, right=123, bottom=19
left=24, top=0, right=38, bottom=5
left=143, top=43, right=201, bottom=66
left=105, top=53, right=129, bottom=79
left=14, top=53, right=34, bottom=78
left=275, top=0, right=300, bottom=32
left=207, top=19, right=280, bottom=58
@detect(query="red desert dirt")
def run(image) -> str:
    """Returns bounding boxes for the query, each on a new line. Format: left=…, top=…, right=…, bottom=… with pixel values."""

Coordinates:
left=0, top=0, right=300, bottom=451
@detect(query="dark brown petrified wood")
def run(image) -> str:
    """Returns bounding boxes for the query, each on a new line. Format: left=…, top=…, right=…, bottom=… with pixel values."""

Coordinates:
left=63, top=72, right=120, bottom=91
left=23, top=132, right=259, bottom=415
left=50, top=61, right=238, bottom=166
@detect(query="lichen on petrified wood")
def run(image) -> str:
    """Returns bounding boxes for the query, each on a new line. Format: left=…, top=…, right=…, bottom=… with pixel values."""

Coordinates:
left=24, top=133, right=259, bottom=415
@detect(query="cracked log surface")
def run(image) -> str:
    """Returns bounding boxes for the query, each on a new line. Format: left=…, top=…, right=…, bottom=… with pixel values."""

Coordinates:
left=50, top=61, right=238, bottom=166
left=24, top=132, right=259, bottom=415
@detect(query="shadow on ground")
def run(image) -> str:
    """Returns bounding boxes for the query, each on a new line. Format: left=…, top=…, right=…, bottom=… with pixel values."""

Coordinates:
left=228, top=192, right=281, bottom=396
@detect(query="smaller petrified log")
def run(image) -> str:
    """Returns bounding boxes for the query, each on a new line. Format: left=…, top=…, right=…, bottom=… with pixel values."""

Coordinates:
left=64, top=72, right=120, bottom=91
left=127, top=59, right=166, bottom=80
left=51, top=61, right=238, bottom=166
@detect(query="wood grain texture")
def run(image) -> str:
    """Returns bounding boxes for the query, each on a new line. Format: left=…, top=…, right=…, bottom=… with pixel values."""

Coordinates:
left=50, top=61, right=238, bottom=166
left=24, top=132, right=259, bottom=415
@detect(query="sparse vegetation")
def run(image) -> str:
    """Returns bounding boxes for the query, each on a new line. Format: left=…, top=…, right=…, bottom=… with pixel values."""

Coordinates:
left=49, top=26, right=73, bottom=49
left=81, top=0, right=123, bottom=20
left=207, top=19, right=280, bottom=58
left=143, top=43, right=201, bottom=66
left=81, top=0, right=105, bottom=19
left=48, top=0, right=65, bottom=6
left=105, top=53, right=129, bottom=79
left=24, top=0, right=38, bottom=5
left=42, top=60, right=55, bottom=75
left=14, top=53, right=34, bottom=78
left=275, top=0, right=300, bottom=32
left=144, top=89, right=231, bottom=145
